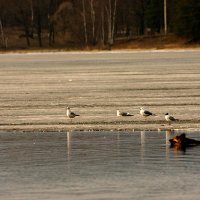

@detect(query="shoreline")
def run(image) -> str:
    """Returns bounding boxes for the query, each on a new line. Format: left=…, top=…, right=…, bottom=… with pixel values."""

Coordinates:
left=1, top=122, right=200, bottom=133
left=1, top=48, right=200, bottom=55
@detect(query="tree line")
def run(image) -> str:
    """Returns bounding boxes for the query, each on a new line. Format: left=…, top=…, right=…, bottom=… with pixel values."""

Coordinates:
left=0, top=0, right=199, bottom=49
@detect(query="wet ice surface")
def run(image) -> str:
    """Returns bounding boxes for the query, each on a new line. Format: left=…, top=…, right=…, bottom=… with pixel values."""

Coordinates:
left=0, top=50, right=200, bottom=131
left=0, top=131, right=200, bottom=200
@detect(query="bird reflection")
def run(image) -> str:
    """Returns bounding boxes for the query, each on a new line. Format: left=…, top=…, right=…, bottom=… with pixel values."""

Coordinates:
left=140, top=131, right=146, bottom=162
left=166, top=130, right=174, bottom=145
left=140, top=131, right=146, bottom=145
left=165, top=130, right=174, bottom=159
left=66, top=131, right=72, bottom=160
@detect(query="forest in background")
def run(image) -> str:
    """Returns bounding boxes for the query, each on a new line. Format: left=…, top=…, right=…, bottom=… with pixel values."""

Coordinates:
left=0, top=0, right=200, bottom=50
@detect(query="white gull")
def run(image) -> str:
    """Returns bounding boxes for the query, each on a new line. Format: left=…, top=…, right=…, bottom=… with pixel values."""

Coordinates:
left=165, top=113, right=178, bottom=125
left=140, top=107, right=156, bottom=117
left=66, top=107, right=80, bottom=121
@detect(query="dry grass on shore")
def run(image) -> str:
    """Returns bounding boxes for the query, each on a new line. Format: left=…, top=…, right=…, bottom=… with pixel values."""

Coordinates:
left=1, top=33, right=200, bottom=53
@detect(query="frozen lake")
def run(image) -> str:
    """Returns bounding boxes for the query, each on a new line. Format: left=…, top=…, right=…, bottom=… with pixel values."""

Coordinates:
left=0, top=50, right=200, bottom=131
left=0, top=131, right=200, bottom=200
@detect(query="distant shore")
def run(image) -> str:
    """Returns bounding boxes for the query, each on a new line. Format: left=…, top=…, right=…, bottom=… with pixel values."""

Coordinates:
left=1, top=48, right=200, bottom=56
left=1, top=46, right=200, bottom=54
left=1, top=35, right=200, bottom=54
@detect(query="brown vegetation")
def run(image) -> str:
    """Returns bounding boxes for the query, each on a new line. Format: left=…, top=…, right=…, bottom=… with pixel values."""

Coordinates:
left=0, top=0, right=199, bottom=51
left=1, top=30, right=199, bottom=53
left=113, top=34, right=200, bottom=50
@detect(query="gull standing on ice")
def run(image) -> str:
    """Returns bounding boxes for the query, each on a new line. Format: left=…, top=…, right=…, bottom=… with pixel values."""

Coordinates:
left=140, top=107, right=156, bottom=117
left=66, top=107, right=80, bottom=122
left=117, top=110, right=133, bottom=117
left=165, top=113, right=178, bottom=125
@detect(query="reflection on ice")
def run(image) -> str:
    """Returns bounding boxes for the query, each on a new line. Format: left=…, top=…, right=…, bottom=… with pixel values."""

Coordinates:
left=66, top=131, right=71, bottom=160
left=140, top=131, right=146, bottom=162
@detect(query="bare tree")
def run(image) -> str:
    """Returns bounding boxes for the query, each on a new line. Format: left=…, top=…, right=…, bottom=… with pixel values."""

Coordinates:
left=35, top=0, right=42, bottom=47
left=11, top=0, right=34, bottom=47
left=82, top=0, right=88, bottom=47
left=100, top=4, right=105, bottom=46
left=0, top=18, right=6, bottom=48
left=111, top=0, right=117, bottom=41
left=29, top=0, right=34, bottom=38
left=48, top=0, right=56, bottom=46
left=90, top=0, right=96, bottom=45
left=106, top=0, right=117, bottom=49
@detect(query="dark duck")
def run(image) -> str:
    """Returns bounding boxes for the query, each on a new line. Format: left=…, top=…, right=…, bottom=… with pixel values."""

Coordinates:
left=169, top=133, right=200, bottom=149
